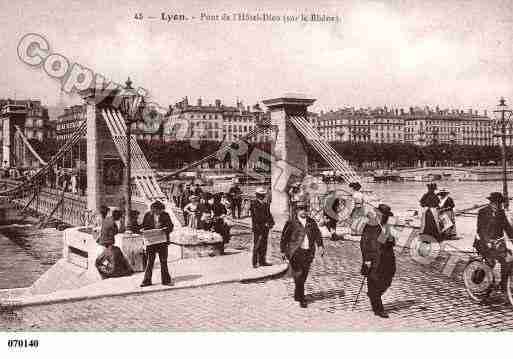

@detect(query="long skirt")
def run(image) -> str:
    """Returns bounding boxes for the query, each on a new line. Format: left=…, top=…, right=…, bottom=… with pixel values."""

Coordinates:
left=95, top=246, right=133, bottom=279
left=420, top=207, right=440, bottom=240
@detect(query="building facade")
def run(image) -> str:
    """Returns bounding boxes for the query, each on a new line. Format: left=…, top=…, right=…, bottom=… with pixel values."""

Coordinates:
left=163, top=97, right=272, bottom=144
left=0, top=99, right=52, bottom=141
left=318, top=106, right=494, bottom=146
left=0, top=99, right=53, bottom=167
left=55, top=104, right=159, bottom=142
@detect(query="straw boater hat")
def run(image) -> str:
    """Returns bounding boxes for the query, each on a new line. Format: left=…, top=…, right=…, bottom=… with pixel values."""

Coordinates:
left=255, top=187, right=267, bottom=195
left=438, top=188, right=449, bottom=194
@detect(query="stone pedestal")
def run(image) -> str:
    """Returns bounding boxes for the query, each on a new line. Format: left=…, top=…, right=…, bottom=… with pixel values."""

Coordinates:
left=62, top=227, right=103, bottom=277
left=262, top=94, right=315, bottom=220
left=115, top=232, right=146, bottom=272
left=168, top=228, right=223, bottom=260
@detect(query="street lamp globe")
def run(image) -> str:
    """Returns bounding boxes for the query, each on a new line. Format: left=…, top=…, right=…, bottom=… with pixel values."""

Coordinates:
left=120, top=78, right=143, bottom=121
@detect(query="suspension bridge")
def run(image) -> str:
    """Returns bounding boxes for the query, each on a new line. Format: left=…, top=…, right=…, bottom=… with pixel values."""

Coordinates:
left=0, top=90, right=360, bottom=229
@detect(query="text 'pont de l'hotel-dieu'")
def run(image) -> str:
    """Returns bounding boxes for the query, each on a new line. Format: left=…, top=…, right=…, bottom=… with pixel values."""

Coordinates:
left=154, top=12, right=341, bottom=23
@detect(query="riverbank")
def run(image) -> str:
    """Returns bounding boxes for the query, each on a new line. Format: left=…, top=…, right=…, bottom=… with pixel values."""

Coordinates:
left=0, top=224, right=63, bottom=289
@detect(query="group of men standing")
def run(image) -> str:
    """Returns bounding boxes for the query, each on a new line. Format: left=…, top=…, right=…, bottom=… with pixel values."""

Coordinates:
left=94, top=201, right=175, bottom=287
left=172, top=180, right=244, bottom=220
left=92, top=175, right=513, bottom=316
left=250, top=184, right=325, bottom=309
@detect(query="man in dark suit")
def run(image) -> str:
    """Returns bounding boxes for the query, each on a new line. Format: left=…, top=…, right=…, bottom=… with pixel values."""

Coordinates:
left=140, top=201, right=174, bottom=287
left=250, top=187, right=274, bottom=268
left=229, top=181, right=243, bottom=219
left=280, top=201, right=325, bottom=308
left=476, top=192, right=513, bottom=292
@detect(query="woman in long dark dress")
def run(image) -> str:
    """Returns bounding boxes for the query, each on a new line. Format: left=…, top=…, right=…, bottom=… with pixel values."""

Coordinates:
left=419, top=183, right=440, bottom=240
left=323, top=195, right=341, bottom=241
left=212, top=193, right=231, bottom=254
left=360, top=204, right=396, bottom=318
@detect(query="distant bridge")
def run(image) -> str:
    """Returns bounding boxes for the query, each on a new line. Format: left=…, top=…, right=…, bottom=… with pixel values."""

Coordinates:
left=396, top=166, right=513, bottom=181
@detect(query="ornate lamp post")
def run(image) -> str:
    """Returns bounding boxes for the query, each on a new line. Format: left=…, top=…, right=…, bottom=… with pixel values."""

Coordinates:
left=119, top=78, right=143, bottom=231
left=493, top=97, right=513, bottom=209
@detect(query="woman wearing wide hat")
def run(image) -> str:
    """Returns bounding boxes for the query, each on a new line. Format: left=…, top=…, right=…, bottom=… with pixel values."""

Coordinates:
left=183, top=195, right=201, bottom=229
left=360, top=204, right=397, bottom=318
left=419, top=182, right=440, bottom=240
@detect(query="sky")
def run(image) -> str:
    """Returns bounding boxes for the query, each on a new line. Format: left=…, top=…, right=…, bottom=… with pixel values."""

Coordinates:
left=1, top=0, right=512, bottom=114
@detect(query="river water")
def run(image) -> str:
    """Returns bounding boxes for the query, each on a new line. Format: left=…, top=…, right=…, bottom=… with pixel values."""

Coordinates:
left=0, top=180, right=507, bottom=289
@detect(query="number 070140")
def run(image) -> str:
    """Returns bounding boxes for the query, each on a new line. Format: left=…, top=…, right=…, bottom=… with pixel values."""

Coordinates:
left=7, top=339, right=39, bottom=348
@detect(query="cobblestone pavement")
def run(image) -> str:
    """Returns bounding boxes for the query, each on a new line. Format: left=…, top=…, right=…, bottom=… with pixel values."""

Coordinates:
left=1, top=226, right=512, bottom=331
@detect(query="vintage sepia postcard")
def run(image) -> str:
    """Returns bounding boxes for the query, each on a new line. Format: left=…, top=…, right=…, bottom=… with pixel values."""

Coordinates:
left=1, top=0, right=513, bottom=355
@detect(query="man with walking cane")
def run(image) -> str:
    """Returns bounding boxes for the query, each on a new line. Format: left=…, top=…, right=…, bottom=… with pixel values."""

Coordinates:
left=280, top=201, right=325, bottom=308
left=352, top=276, right=367, bottom=311
left=359, top=204, right=397, bottom=318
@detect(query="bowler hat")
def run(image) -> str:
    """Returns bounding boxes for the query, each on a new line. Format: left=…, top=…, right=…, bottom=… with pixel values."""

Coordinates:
left=487, top=192, right=505, bottom=203
left=427, top=182, right=437, bottom=190
left=376, top=204, right=393, bottom=217
left=438, top=188, right=449, bottom=194
left=151, top=200, right=165, bottom=210
left=296, top=201, right=308, bottom=210
left=349, top=182, right=362, bottom=190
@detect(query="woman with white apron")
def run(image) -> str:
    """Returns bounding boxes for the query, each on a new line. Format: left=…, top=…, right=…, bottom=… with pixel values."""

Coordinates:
left=350, top=182, right=366, bottom=235
left=438, top=188, right=456, bottom=240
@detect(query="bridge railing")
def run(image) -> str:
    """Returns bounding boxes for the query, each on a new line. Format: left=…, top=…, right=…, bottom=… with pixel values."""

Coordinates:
left=1, top=179, right=89, bottom=226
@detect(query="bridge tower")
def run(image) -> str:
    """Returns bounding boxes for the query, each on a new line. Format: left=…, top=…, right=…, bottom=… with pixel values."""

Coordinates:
left=80, top=89, right=127, bottom=212
left=262, top=94, right=315, bottom=223
left=0, top=103, right=28, bottom=168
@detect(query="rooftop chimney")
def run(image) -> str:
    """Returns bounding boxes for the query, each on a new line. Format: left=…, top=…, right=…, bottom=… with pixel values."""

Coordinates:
left=197, top=98, right=202, bottom=106
left=215, top=99, right=221, bottom=108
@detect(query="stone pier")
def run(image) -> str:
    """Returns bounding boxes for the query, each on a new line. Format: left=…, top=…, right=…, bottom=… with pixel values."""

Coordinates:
left=262, top=94, right=315, bottom=227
